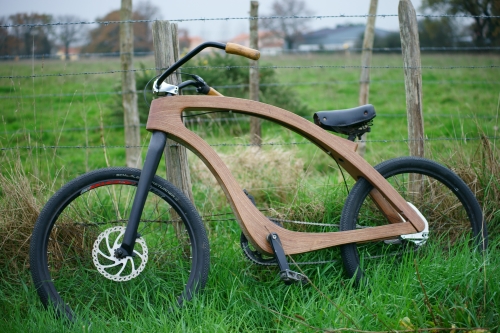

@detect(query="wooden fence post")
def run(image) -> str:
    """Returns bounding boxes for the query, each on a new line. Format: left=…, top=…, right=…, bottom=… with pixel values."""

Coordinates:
left=152, top=21, right=195, bottom=203
left=398, top=0, right=424, bottom=158
left=120, top=0, right=141, bottom=167
left=249, top=1, right=261, bottom=146
left=357, top=0, right=378, bottom=157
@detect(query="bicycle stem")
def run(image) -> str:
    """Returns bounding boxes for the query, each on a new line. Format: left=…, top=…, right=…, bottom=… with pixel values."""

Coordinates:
left=155, top=41, right=260, bottom=89
left=116, top=131, right=167, bottom=258
left=155, top=42, right=226, bottom=89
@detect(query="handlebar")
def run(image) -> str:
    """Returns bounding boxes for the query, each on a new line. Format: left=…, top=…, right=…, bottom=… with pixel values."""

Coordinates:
left=225, top=43, right=260, bottom=60
left=155, top=42, right=260, bottom=89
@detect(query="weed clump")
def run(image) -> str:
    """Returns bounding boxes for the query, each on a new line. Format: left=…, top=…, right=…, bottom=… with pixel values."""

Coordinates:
left=0, top=162, right=43, bottom=274
left=428, top=134, right=499, bottom=238
left=190, top=145, right=305, bottom=211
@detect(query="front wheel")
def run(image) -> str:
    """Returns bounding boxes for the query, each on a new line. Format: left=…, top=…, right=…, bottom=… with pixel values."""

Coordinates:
left=30, top=167, right=210, bottom=321
left=340, top=157, right=487, bottom=283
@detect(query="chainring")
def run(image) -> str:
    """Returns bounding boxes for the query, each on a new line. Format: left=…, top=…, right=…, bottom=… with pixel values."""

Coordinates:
left=240, top=217, right=284, bottom=266
left=240, top=232, right=278, bottom=266
left=92, top=226, right=148, bottom=282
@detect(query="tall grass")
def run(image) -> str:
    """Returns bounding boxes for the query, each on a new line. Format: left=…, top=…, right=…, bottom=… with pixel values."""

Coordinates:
left=1, top=53, right=499, bottom=331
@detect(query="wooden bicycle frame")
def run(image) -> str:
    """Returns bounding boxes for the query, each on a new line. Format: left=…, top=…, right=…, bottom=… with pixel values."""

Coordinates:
left=146, top=95, right=426, bottom=255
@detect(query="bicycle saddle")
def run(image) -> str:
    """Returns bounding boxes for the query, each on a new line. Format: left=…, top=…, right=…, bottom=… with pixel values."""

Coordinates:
left=313, top=104, right=376, bottom=140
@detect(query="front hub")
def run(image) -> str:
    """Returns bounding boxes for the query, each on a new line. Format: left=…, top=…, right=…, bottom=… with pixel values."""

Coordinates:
left=92, top=226, right=148, bottom=282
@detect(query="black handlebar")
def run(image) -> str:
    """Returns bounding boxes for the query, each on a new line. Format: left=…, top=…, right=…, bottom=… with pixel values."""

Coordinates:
left=155, top=42, right=226, bottom=89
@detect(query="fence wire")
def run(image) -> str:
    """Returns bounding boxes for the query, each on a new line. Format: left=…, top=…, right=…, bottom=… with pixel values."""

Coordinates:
left=1, top=109, right=498, bottom=135
left=2, top=46, right=499, bottom=60
left=2, top=79, right=500, bottom=100
left=1, top=64, right=498, bottom=80
left=0, top=80, right=500, bottom=99
left=1, top=13, right=500, bottom=28
left=1, top=136, right=498, bottom=152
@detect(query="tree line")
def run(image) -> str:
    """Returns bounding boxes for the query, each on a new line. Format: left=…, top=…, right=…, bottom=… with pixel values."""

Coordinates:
left=0, top=1, right=159, bottom=59
left=1, top=0, right=498, bottom=59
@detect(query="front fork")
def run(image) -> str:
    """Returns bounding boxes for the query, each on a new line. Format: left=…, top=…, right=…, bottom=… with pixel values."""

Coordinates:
left=114, top=130, right=167, bottom=258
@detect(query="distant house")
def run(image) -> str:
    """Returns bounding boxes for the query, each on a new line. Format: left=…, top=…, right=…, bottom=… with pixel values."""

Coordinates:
left=228, top=31, right=284, bottom=55
left=298, top=24, right=392, bottom=51
left=56, top=47, right=80, bottom=60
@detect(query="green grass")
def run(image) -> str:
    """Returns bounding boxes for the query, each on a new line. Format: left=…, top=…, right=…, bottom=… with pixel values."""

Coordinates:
left=1, top=52, right=499, bottom=331
left=1, top=232, right=498, bottom=332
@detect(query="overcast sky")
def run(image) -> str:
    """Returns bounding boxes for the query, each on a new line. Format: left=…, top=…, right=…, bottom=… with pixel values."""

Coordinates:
left=1, top=0, right=423, bottom=41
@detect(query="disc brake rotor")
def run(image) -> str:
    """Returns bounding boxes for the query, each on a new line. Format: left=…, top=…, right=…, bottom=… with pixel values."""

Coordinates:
left=92, top=226, right=148, bottom=282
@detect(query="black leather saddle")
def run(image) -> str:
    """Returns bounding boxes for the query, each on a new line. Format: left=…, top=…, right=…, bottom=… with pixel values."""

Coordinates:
left=313, top=104, right=376, bottom=141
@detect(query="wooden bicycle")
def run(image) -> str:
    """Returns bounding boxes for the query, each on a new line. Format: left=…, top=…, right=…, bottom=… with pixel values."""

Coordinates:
left=30, top=42, right=487, bottom=320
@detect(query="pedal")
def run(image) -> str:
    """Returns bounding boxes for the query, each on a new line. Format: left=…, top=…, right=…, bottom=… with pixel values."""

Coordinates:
left=280, top=269, right=307, bottom=284
left=267, top=233, right=307, bottom=285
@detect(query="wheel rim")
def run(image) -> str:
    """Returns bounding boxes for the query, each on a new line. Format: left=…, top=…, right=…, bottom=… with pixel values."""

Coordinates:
left=351, top=171, right=479, bottom=277
left=40, top=177, right=197, bottom=317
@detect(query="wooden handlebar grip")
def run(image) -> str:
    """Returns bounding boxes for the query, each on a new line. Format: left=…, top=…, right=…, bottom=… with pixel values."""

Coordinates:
left=225, top=42, right=260, bottom=60
left=207, top=87, right=223, bottom=96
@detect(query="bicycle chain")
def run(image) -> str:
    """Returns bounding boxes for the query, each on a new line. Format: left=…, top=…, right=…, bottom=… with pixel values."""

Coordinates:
left=239, top=217, right=340, bottom=266
left=238, top=218, right=417, bottom=266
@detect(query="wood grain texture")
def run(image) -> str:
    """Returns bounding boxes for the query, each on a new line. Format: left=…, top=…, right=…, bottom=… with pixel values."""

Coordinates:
left=120, top=0, right=141, bottom=168
left=357, top=0, right=378, bottom=158
left=152, top=21, right=194, bottom=203
left=399, top=0, right=424, bottom=158
left=225, top=42, right=261, bottom=60
left=146, top=95, right=426, bottom=255
left=249, top=1, right=261, bottom=146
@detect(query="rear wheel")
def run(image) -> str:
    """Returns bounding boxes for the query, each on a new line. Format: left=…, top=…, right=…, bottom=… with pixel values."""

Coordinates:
left=30, top=167, right=210, bottom=320
left=340, top=157, right=487, bottom=283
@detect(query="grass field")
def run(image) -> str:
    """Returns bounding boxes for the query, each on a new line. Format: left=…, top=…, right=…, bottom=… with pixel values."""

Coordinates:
left=0, top=51, right=499, bottom=332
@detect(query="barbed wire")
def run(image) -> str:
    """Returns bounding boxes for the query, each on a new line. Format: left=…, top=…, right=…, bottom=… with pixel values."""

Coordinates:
left=2, top=79, right=500, bottom=100
left=0, top=51, right=155, bottom=60
left=1, top=136, right=498, bottom=151
left=285, top=46, right=500, bottom=52
left=0, top=66, right=161, bottom=79
left=2, top=13, right=500, bottom=28
left=0, top=91, right=131, bottom=99
left=2, top=63, right=499, bottom=80
left=1, top=110, right=497, bottom=135
left=2, top=46, right=499, bottom=60
left=184, top=64, right=500, bottom=70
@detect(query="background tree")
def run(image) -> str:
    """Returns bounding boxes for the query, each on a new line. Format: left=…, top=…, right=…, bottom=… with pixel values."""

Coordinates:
left=262, top=0, right=313, bottom=50
left=0, top=17, right=11, bottom=56
left=418, top=17, right=457, bottom=47
left=357, top=18, right=458, bottom=49
left=134, top=1, right=161, bottom=52
left=82, top=11, right=125, bottom=53
left=421, top=0, right=500, bottom=46
left=8, top=13, right=53, bottom=55
left=82, top=2, right=158, bottom=54
left=52, top=15, right=85, bottom=60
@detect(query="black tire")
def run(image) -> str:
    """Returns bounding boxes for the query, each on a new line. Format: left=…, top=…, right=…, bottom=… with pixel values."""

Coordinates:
left=340, top=157, right=487, bottom=283
left=30, top=168, right=210, bottom=320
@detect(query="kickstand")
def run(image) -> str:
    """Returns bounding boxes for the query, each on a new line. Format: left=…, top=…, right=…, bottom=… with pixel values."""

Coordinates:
left=267, top=233, right=307, bottom=285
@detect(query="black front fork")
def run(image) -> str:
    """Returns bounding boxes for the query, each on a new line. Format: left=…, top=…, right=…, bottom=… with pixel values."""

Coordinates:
left=115, top=131, right=167, bottom=258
